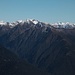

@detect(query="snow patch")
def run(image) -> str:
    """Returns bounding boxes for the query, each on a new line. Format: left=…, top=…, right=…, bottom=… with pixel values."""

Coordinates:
left=0, top=21, right=6, bottom=25
left=29, top=19, right=39, bottom=24
left=32, top=20, right=38, bottom=24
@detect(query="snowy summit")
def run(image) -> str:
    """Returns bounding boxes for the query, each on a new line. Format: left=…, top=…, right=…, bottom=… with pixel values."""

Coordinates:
left=0, top=19, right=75, bottom=29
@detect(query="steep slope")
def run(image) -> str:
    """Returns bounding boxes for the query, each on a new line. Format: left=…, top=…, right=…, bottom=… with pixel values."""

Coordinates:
left=0, top=45, right=50, bottom=75
left=0, top=20, right=75, bottom=75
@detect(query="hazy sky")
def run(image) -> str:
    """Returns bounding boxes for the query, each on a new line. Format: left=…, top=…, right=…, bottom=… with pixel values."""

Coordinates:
left=0, top=0, right=75, bottom=23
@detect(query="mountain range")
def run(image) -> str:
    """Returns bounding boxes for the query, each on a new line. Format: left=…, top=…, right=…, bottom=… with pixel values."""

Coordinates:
left=0, top=19, right=75, bottom=75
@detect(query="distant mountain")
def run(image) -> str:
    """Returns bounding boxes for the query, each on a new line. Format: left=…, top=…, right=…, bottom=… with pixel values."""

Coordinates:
left=0, top=19, right=75, bottom=29
left=0, top=19, right=75, bottom=75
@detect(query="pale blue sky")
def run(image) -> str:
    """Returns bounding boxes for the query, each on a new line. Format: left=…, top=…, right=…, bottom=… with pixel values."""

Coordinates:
left=0, top=0, right=75, bottom=23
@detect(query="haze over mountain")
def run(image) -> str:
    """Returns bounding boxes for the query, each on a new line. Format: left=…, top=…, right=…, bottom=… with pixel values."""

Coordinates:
left=0, top=19, right=75, bottom=75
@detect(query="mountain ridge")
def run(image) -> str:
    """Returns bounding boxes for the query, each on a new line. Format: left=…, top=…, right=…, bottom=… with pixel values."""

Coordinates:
left=0, top=19, right=75, bottom=75
left=0, top=19, right=75, bottom=29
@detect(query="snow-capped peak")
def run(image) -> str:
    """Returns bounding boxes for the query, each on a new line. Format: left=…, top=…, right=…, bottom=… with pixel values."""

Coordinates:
left=26, top=19, right=39, bottom=25
left=52, top=22, right=75, bottom=29
left=0, top=19, right=75, bottom=29
left=30, top=19, right=39, bottom=24
left=0, top=21, right=7, bottom=25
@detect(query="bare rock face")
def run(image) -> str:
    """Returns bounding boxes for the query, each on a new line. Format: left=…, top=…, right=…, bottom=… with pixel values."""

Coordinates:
left=0, top=20, right=75, bottom=75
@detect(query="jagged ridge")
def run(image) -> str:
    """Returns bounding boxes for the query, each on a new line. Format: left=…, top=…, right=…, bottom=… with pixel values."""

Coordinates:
left=0, top=19, right=75, bottom=75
